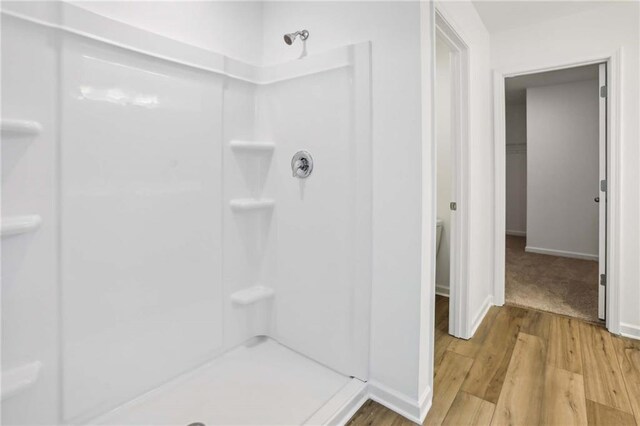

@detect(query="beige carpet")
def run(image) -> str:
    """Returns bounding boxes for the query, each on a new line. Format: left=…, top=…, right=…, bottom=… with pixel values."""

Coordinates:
left=505, top=235, right=600, bottom=323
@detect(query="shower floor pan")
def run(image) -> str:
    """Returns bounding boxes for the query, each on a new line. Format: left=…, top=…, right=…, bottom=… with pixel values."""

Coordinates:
left=92, top=337, right=366, bottom=425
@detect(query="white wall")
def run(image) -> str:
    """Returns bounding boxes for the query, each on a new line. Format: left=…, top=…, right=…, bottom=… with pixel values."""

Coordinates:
left=436, top=36, right=451, bottom=293
left=526, top=79, right=599, bottom=258
left=491, top=1, right=640, bottom=335
left=506, top=102, right=526, bottom=146
left=261, top=1, right=429, bottom=416
left=505, top=102, right=527, bottom=235
left=71, top=1, right=263, bottom=64
left=436, top=1, right=494, bottom=333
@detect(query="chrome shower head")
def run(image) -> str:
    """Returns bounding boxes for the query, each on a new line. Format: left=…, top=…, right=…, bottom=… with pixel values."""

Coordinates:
left=283, top=30, right=309, bottom=45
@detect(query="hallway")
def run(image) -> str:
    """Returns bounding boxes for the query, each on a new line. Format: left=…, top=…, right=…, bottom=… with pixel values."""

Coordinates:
left=348, top=296, right=640, bottom=425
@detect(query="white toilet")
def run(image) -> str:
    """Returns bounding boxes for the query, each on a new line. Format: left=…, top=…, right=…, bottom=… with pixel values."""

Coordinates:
left=436, top=218, right=444, bottom=255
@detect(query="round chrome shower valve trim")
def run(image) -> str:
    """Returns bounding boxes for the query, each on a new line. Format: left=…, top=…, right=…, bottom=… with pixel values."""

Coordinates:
left=291, top=151, right=313, bottom=178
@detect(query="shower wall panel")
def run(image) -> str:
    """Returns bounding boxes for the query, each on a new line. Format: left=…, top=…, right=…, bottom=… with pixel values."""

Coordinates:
left=259, top=44, right=372, bottom=379
left=222, top=75, right=278, bottom=347
left=59, top=36, right=224, bottom=422
left=1, top=15, right=60, bottom=425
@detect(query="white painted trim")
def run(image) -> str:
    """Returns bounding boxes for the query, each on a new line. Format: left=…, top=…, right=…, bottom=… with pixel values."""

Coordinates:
left=505, top=230, right=526, bottom=237
left=417, top=385, right=433, bottom=424
left=493, top=50, right=622, bottom=333
left=605, top=49, right=622, bottom=335
left=493, top=70, right=507, bottom=307
left=418, top=0, right=437, bottom=410
left=597, top=62, right=607, bottom=321
left=435, top=4, right=471, bottom=341
left=619, top=323, right=640, bottom=341
left=469, top=295, right=493, bottom=339
left=525, top=246, right=598, bottom=261
left=435, top=285, right=450, bottom=297
left=367, top=381, right=431, bottom=424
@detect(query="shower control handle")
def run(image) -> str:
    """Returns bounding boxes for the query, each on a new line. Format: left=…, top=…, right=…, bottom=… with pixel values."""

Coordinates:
left=293, top=158, right=308, bottom=176
left=291, top=151, right=313, bottom=178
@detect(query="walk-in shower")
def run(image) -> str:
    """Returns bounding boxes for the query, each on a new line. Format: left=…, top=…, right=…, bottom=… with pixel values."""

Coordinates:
left=1, top=2, right=372, bottom=425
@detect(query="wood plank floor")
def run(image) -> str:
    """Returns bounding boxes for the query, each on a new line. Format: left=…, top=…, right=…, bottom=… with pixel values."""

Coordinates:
left=347, top=296, right=640, bottom=425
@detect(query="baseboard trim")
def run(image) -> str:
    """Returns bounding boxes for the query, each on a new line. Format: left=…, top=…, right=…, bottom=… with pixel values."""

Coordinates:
left=619, top=322, right=640, bottom=341
left=469, top=295, right=493, bottom=339
left=417, top=386, right=433, bottom=423
left=525, top=245, right=598, bottom=261
left=506, top=230, right=526, bottom=237
left=367, top=381, right=430, bottom=424
left=435, top=284, right=450, bottom=297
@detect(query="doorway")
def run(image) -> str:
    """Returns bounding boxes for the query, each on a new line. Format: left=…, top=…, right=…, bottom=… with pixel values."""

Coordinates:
left=434, top=9, right=470, bottom=339
left=498, top=63, right=609, bottom=324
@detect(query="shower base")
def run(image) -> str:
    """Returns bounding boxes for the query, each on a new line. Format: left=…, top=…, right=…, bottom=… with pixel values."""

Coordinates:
left=92, top=337, right=366, bottom=425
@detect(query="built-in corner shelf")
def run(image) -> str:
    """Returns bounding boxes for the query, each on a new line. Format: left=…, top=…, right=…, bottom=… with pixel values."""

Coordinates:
left=1, top=215, right=42, bottom=237
left=1, top=361, right=42, bottom=401
left=229, top=198, right=275, bottom=212
left=231, top=285, right=275, bottom=305
left=1, top=119, right=42, bottom=137
left=229, top=140, right=275, bottom=152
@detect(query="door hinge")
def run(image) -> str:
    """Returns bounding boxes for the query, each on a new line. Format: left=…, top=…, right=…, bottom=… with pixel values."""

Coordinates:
left=600, top=273, right=606, bottom=287
left=600, top=85, right=607, bottom=98
left=450, top=202, right=457, bottom=211
left=601, top=179, right=607, bottom=192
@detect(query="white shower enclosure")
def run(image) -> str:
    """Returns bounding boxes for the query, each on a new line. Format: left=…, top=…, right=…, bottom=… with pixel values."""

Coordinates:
left=1, top=3, right=372, bottom=425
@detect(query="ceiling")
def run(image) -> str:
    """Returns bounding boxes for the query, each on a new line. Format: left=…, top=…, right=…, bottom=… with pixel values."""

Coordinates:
left=505, top=64, right=599, bottom=104
left=472, top=1, right=606, bottom=34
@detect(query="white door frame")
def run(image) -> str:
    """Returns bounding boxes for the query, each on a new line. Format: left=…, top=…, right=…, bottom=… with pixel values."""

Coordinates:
left=493, top=50, right=622, bottom=333
left=435, top=7, right=471, bottom=339
left=598, top=63, right=607, bottom=321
